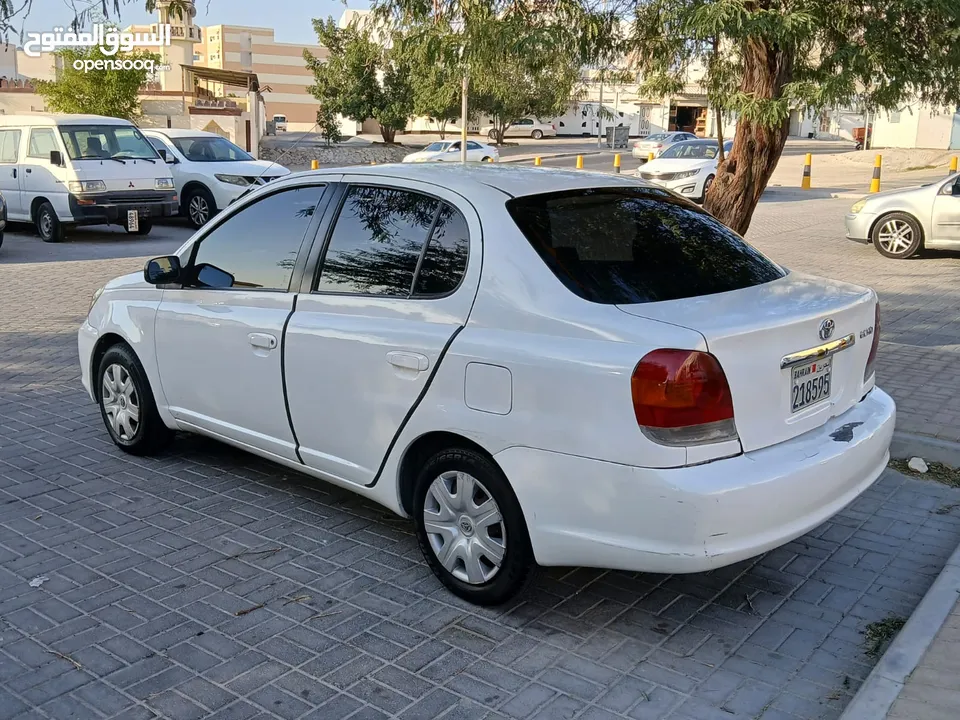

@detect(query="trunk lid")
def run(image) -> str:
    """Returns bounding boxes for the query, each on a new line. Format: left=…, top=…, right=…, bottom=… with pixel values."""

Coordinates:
left=618, top=272, right=878, bottom=452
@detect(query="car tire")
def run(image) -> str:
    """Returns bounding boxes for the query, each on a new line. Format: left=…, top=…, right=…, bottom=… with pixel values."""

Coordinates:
left=487, top=130, right=497, bottom=141
left=481, top=156, right=492, bottom=163
left=413, top=447, right=538, bottom=605
left=700, top=174, right=715, bottom=203
left=129, top=220, right=153, bottom=236
left=97, top=344, right=172, bottom=456
left=531, top=129, right=544, bottom=140
left=36, top=201, right=65, bottom=243
left=871, top=212, right=922, bottom=259
left=183, top=186, right=216, bottom=229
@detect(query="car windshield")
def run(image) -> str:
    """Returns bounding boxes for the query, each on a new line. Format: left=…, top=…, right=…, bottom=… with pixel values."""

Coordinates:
left=507, top=187, right=785, bottom=305
left=659, top=142, right=722, bottom=159
left=59, top=124, right=159, bottom=160
left=424, top=142, right=452, bottom=152
left=170, top=136, right=253, bottom=162
left=644, top=134, right=670, bottom=142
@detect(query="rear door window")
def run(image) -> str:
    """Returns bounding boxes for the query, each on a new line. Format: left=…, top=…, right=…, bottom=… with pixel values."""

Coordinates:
left=507, top=188, right=785, bottom=305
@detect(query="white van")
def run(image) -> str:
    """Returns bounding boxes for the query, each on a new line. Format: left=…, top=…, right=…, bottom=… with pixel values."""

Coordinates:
left=0, top=114, right=177, bottom=242
left=272, top=114, right=287, bottom=132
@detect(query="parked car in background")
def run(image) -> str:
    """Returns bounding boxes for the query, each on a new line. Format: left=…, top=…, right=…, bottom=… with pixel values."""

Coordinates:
left=0, top=190, right=6, bottom=249
left=0, top=114, right=176, bottom=242
left=81, top=164, right=893, bottom=605
left=637, top=138, right=734, bottom=202
left=845, top=172, right=960, bottom=259
left=143, top=129, right=290, bottom=229
left=631, top=131, right=698, bottom=160
left=402, top=140, right=499, bottom=163
left=273, top=114, right=288, bottom=132
left=482, top=118, right=557, bottom=140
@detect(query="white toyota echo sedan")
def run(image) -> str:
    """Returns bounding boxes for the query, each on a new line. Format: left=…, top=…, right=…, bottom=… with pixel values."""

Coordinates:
left=79, top=165, right=896, bottom=605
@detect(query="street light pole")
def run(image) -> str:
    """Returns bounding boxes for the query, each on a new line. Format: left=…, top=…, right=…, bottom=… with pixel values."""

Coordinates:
left=597, top=69, right=604, bottom=148
left=461, top=74, right=469, bottom=163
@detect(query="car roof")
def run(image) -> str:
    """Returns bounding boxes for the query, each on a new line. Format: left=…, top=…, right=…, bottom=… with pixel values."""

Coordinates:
left=142, top=128, right=224, bottom=139
left=0, top=113, right=134, bottom=127
left=297, top=163, right=654, bottom=198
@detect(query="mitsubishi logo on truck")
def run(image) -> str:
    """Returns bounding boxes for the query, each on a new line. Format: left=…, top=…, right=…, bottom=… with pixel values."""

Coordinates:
left=129, top=182, right=135, bottom=188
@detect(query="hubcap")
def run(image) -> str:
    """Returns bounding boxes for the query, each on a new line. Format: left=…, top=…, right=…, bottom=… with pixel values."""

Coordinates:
left=189, top=196, right=210, bottom=225
left=423, top=471, right=506, bottom=585
left=878, top=219, right=914, bottom=254
left=101, top=364, right=140, bottom=441
left=39, top=213, right=52, bottom=236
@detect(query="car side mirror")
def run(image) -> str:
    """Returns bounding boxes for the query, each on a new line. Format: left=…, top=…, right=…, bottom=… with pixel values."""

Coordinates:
left=144, top=255, right=181, bottom=285
left=156, top=148, right=167, bottom=161
left=49, top=150, right=62, bottom=166
left=194, top=263, right=235, bottom=289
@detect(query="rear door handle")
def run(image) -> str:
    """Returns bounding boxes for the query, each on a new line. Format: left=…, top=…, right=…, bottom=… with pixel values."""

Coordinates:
left=11, top=169, right=16, bottom=178
left=386, top=351, right=429, bottom=372
left=24, top=168, right=31, bottom=174
left=248, top=332, right=278, bottom=350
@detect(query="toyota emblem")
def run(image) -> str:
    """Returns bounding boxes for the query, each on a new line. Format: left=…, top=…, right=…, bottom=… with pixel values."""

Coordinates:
left=819, top=318, right=835, bottom=341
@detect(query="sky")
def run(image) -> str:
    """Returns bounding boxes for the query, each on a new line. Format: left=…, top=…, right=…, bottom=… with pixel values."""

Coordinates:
left=20, top=0, right=369, bottom=45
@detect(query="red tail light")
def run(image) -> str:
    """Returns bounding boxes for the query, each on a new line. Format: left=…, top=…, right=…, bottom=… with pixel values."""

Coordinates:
left=632, top=349, right=738, bottom=446
left=864, top=302, right=880, bottom=382
left=655, top=143, right=663, bottom=148
left=551, top=124, right=556, bottom=130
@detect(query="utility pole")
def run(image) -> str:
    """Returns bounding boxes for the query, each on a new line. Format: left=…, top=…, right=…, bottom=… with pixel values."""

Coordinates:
left=597, top=69, right=604, bottom=148
left=461, top=74, right=469, bottom=163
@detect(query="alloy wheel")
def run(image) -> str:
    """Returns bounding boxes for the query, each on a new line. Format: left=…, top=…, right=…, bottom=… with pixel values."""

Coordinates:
left=101, top=363, right=140, bottom=441
left=189, top=195, right=210, bottom=226
left=877, top=219, right=914, bottom=255
left=423, top=471, right=506, bottom=584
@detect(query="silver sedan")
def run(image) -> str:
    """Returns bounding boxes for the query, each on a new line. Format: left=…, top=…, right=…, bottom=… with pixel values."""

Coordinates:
left=845, top=172, right=960, bottom=259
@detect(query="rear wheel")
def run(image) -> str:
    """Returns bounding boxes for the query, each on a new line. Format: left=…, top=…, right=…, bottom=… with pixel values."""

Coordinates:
left=97, top=344, right=172, bottom=456
left=872, top=212, right=922, bottom=259
left=487, top=130, right=497, bottom=141
left=413, top=448, right=537, bottom=605
left=36, top=202, right=65, bottom=243
left=531, top=129, right=544, bottom=139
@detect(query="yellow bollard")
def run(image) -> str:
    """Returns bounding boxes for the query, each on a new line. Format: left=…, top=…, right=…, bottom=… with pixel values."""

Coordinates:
left=870, top=154, right=882, bottom=193
left=801, top=153, right=812, bottom=190
left=647, top=151, right=654, bottom=162
left=370, top=160, right=377, bottom=165
left=576, top=155, right=584, bottom=169
left=310, top=159, right=319, bottom=170
left=534, top=156, right=541, bottom=166
left=950, top=156, right=958, bottom=174
left=613, top=153, right=621, bottom=174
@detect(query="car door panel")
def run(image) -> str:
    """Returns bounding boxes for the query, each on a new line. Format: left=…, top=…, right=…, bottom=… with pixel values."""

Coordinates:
left=931, top=180, right=960, bottom=244
left=0, top=129, right=23, bottom=217
left=285, top=179, right=482, bottom=486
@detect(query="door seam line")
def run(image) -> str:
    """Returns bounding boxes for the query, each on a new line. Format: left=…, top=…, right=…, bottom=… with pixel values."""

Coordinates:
left=280, top=294, right=304, bottom=464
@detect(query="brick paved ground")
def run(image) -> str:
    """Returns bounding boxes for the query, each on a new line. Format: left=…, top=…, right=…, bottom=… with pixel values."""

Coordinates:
left=1, top=197, right=959, bottom=720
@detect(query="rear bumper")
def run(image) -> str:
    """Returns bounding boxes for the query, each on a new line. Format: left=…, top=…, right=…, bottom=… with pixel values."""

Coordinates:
left=495, top=388, right=896, bottom=574
left=68, top=191, right=178, bottom=225
left=845, top=212, right=875, bottom=242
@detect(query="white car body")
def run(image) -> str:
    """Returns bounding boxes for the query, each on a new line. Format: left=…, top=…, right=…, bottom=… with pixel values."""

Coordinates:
left=273, top=115, right=287, bottom=132
left=142, top=128, right=290, bottom=227
left=481, top=118, right=557, bottom=140
left=637, top=139, right=734, bottom=201
left=403, top=140, right=500, bottom=163
left=0, top=114, right=177, bottom=239
left=79, top=164, right=894, bottom=601
left=631, top=131, right=698, bottom=160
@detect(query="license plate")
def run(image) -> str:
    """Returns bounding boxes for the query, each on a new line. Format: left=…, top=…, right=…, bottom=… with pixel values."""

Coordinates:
left=127, top=209, right=139, bottom=232
left=791, top=357, right=832, bottom=413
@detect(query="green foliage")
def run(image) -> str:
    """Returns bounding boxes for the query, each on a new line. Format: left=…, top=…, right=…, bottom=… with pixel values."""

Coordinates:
left=35, top=45, right=159, bottom=120
left=0, top=0, right=192, bottom=37
left=399, top=27, right=462, bottom=138
left=305, top=18, right=414, bottom=143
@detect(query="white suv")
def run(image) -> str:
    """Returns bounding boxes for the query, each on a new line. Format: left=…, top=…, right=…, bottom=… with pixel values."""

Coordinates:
left=143, top=129, right=290, bottom=228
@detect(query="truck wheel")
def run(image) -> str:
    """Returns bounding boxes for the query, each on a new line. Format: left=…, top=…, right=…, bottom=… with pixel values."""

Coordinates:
left=128, top=220, right=153, bottom=236
left=36, top=202, right=65, bottom=243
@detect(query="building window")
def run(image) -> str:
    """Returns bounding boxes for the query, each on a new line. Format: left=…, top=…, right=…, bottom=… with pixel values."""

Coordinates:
left=889, top=110, right=901, bottom=123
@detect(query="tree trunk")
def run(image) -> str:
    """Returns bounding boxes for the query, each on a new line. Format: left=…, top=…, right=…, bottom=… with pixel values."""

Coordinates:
left=715, top=107, right=724, bottom=163
left=380, top=125, right=396, bottom=143
left=437, top=119, right=446, bottom=139
left=704, top=35, right=794, bottom=236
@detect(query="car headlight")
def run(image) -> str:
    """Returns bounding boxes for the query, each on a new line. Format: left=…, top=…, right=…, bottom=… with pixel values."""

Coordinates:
left=215, top=174, right=250, bottom=186
left=68, top=180, right=106, bottom=193
left=155, top=177, right=175, bottom=190
left=673, top=170, right=700, bottom=180
left=89, top=286, right=105, bottom=315
left=850, top=198, right=867, bottom=213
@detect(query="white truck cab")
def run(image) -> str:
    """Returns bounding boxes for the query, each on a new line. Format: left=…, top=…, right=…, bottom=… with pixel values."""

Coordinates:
left=272, top=114, right=287, bottom=132
left=0, top=114, right=177, bottom=242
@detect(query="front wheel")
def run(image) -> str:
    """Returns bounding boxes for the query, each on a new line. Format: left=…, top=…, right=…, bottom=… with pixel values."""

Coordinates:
left=487, top=130, right=497, bottom=141
left=872, top=212, right=922, bottom=259
left=97, top=344, right=172, bottom=456
left=531, top=129, right=544, bottom=140
left=413, top=448, right=537, bottom=605
left=36, top=202, right=65, bottom=243
left=700, top=174, right=715, bottom=203
left=183, top=187, right=215, bottom=229
left=127, top=220, right=153, bottom=236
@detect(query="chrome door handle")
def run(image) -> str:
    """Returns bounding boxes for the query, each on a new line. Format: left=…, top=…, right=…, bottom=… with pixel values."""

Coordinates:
left=386, top=351, right=429, bottom=372
left=248, top=332, right=278, bottom=350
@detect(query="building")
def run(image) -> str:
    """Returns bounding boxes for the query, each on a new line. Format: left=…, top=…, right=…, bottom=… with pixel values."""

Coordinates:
left=871, top=103, right=960, bottom=150
left=194, top=24, right=327, bottom=130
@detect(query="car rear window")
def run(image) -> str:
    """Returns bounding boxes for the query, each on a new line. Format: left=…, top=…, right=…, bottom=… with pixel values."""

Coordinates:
left=506, top=187, right=785, bottom=305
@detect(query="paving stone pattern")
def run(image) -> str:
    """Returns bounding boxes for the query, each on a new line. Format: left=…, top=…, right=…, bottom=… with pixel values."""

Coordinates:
left=1, top=199, right=960, bottom=720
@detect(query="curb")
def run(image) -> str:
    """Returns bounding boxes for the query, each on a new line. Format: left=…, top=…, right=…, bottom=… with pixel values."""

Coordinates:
left=499, top=151, right=603, bottom=164
left=890, top=430, right=960, bottom=468
left=839, top=527, right=960, bottom=719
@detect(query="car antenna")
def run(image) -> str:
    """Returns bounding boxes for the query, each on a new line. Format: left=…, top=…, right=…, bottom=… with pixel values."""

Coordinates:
left=252, top=120, right=322, bottom=187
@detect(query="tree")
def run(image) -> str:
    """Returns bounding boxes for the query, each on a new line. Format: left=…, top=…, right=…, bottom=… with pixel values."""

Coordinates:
left=0, top=0, right=193, bottom=38
left=407, top=37, right=462, bottom=138
left=36, top=45, right=160, bottom=120
left=305, top=19, right=414, bottom=143
left=630, top=0, right=960, bottom=235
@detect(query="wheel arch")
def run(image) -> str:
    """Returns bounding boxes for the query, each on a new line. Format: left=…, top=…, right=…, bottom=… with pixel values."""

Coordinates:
left=397, top=431, right=503, bottom=516
left=90, top=333, right=134, bottom=401
left=181, top=181, right=214, bottom=205
left=30, top=196, right=52, bottom=221
left=868, top=210, right=925, bottom=247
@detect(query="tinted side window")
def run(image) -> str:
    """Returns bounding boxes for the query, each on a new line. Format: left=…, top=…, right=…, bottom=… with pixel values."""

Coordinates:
left=28, top=128, right=58, bottom=158
left=0, top=130, right=21, bottom=163
left=189, top=185, right=324, bottom=290
left=507, top=188, right=785, bottom=305
left=315, top=186, right=439, bottom=296
left=414, top=203, right=469, bottom=297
